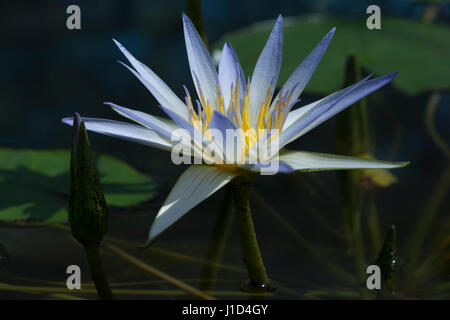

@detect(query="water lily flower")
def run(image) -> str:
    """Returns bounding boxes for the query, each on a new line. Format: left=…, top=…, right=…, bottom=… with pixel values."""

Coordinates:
left=62, top=14, right=407, bottom=246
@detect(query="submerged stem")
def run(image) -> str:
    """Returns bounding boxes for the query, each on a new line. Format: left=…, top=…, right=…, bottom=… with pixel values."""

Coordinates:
left=84, top=245, right=114, bottom=300
left=230, top=176, right=270, bottom=289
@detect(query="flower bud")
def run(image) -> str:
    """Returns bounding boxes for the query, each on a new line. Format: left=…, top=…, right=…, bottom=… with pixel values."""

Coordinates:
left=69, top=113, right=108, bottom=247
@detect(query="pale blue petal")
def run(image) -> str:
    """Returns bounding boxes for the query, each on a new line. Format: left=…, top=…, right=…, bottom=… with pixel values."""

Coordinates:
left=145, top=165, right=237, bottom=245
left=158, top=104, right=210, bottom=162
left=208, top=111, right=238, bottom=135
left=61, top=116, right=173, bottom=151
left=208, top=111, right=240, bottom=163
left=282, top=72, right=397, bottom=146
left=113, top=39, right=189, bottom=120
left=280, top=74, right=372, bottom=147
left=248, top=15, right=283, bottom=126
left=279, top=151, right=409, bottom=171
left=159, top=104, right=200, bottom=141
left=105, top=102, right=174, bottom=139
left=182, top=13, right=219, bottom=110
left=271, top=28, right=335, bottom=110
left=282, top=98, right=323, bottom=129
left=243, top=160, right=294, bottom=174
left=218, top=43, right=245, bottom=111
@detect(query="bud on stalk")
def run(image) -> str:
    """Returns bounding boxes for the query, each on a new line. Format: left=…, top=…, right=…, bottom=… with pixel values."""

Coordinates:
left=68, top=113, right=114, bottom=299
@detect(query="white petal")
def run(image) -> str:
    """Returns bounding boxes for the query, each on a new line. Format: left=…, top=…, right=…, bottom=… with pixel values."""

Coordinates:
left=61, top=116, right=173, bottom=151
left=154, top=116, right=179, bottom=132
left=158, top=104, right=215, bottom=162
left=248, top=15, right=283, bottom=126
left=280, top=72, right=396, bottom=147
left=182, top=13, right=219, bottom=110
left=105, top=102, right=175, bottom=139
left=270, top=28, right=335, bottom=111
left=218, top=43, right=245, bottom=111
left=113, top=39, right=189, bottom=120
left=278, top=75, right=371, bottom=149
left=279, top=151, right=409, bottom=171
left=282, top=98, right=324, bottom=129
left=146, top=165, right=237, bottom=244
left=107, top=102, right=208, bottom=161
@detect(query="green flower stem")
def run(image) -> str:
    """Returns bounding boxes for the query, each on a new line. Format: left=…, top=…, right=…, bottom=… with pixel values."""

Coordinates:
left=230, top=176, right=268, bottom=287
left=84, top=245, right=114, bottom=300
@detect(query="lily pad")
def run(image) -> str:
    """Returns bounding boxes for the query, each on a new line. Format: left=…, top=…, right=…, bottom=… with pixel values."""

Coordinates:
left=0, top=148, right=157, bottom=222
left=215, top=15, right=450, bottom=95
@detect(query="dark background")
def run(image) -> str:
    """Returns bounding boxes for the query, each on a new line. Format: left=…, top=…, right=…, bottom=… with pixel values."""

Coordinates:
left=0, top=0, right=449, bottom=299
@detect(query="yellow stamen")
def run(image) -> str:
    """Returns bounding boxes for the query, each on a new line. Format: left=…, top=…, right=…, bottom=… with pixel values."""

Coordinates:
left=185, top=78, right=290, bottom=162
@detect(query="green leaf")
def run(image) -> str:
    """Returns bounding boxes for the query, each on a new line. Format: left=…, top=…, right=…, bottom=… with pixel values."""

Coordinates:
left=0, top=148, right=157, bottom=223
left=215, top=15, right=450, bottom=94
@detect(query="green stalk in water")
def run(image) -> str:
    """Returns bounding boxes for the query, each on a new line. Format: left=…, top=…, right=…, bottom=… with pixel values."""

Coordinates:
left=230, top=174, right=276, bottom=293
left=84, top=245, right=114, bottom=300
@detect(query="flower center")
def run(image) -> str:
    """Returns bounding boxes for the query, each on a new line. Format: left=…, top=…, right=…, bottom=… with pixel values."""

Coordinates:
left=183, top=80, right=295, bottom=159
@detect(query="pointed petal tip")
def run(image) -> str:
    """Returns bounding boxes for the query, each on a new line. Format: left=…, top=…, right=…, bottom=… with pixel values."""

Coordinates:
left=141, top=224, right=165, bottom=248
left=221, top=42, right=239, bottom=57
left=103, top=101, right=116, bottom=109
left=138, top=243, right=150, bottom=249
left=61, top=117, right=73, bottom=126
left=374, top=70, right=398, bottom=85
left=365, top=73, right=374, bottom=81
left=389, top=70, right=399, bottom=78
left=380, top=160, right=409, bottom=169
left=112, top=38, right=121, bottom=47
left=138, top=237, right=154, bottom=249
left=182, top=12, right=192, bottom=26
left=275, top=15, right=283, bottom=28
left=73, top=113, right=82, bottom=129
left=396, top=161, right=410, bottom=168
left=327, top=27, right=336, bottom=38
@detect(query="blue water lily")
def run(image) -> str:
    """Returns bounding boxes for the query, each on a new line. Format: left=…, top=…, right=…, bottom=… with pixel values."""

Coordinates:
left=62, top=14, right=407, bottom=245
